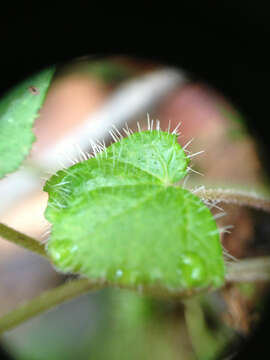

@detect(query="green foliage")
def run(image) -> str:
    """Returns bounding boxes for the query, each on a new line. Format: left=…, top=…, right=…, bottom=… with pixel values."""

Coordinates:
left=84, top=60, right=133, bottom=83
left=184, top=298, right=229, bottom=360
left=44, top=130, right=225, bottom=295
left=0, top=67, right=55, bottom=178
left=91, top=290, right=181, bottom=360
left=218, top=105, right=247, bottom=141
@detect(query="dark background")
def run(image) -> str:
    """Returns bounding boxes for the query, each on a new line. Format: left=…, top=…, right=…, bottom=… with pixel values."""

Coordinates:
left=1, top=3, right=270, bottom=359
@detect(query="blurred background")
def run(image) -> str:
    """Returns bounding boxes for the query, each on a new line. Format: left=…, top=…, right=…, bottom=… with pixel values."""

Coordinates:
left=1, top=56, right=270, bottom=359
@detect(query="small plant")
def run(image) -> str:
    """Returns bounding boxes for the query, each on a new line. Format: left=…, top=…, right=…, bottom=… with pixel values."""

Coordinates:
left=1, top=66, right=270, bottom=357
left=44, top=127, right=225, bottom=294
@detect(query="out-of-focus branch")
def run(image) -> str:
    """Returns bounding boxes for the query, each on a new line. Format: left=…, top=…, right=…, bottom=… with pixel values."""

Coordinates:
left=0, top=278, right=103, bottom=334
left=226, top=256, right=270, bottom=282
left=0, top=222, right=46, bottom=257
left=194, top=187, right=270, bottom=213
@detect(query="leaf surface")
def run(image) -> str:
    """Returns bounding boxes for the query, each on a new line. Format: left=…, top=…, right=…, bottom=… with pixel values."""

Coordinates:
left=0, top=67, right=55, bottom=178
left=44, top=131, right=225, bottom=295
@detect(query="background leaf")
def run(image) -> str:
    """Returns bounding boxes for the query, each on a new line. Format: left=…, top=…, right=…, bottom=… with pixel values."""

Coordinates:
left=44, top=130, right=225, bottom=295
left=0, top=67, right=55, bottom=178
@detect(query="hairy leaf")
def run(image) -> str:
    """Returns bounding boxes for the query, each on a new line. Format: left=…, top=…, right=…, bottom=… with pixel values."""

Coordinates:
left=44, top=130, right=225, bottom=295
left=0, top=67, right=55, bottom=178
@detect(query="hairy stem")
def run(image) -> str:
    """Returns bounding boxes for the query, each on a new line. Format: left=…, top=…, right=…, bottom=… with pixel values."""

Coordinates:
left=226, top=256, right=270, bottom=282
left=0, top=278, right=104, bottom=334
left=0, top=222, right=46, bottom=257
left=194, top=188, right=270, bottom=212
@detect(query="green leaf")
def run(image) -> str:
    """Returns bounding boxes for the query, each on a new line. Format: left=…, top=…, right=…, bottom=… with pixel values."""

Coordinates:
left=44, top=130, right=225, bottom=295
left=0, top=67, right=55, bottom=178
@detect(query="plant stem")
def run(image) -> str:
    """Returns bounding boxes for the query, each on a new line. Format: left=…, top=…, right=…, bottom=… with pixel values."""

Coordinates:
left=0, top=222, right=46, bottom=257
left=226, top=256, right=270, bottom=282
left=1, top=257, right=269, bottom=334
left=0, top=278, right=104, bottom=334
left=184, top=298, right=227, bottom=360
left=194, top=188, right=270, bottom=212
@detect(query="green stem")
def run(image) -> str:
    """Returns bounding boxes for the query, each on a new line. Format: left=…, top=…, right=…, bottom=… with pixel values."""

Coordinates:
left=0, top=222, right=46, bottom=257
left=1, top=257, right=269, bottom=334
left=184, top=298, right=227, bottom=360
left=194, top=188, right=270, bottom=212
left=0, top=278, right=104, bottom=334
left=226, top=256, right=270, bottom=282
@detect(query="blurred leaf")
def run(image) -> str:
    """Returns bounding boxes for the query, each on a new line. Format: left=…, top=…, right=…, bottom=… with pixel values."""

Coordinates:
left=62, top=59, right=134, bottom=84
left=90, top=290, right=185, bottom=360
left=85, top=60, right=133, bottom=83
left=184, top=298, right=229, bottom=360
left=237, top=283, right=256, bottom=298
left=0, top=67, right=55, bottom=178
left=218, top=105, right=247, bottom=141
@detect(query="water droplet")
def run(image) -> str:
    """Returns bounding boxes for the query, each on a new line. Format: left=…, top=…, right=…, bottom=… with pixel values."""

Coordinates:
left=48, top=240, right=75, bottom=266
left=178, top=251, right=207, bottom=287
left=51, top=249, right=61, bottom=260
left=107, top=267, right=143, bottom=285
left=115, top=269, right=123, bottom=278
left=70, top=245, right=78, bottom=253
